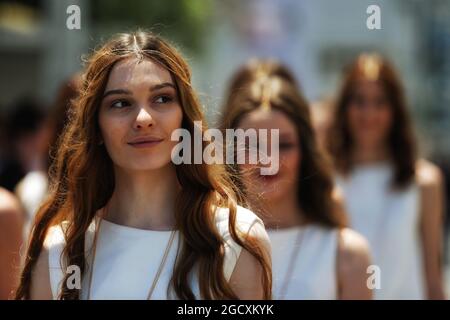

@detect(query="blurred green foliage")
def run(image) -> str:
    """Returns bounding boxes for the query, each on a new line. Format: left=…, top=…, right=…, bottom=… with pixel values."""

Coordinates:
left=91, top=0, right=211, bottom=53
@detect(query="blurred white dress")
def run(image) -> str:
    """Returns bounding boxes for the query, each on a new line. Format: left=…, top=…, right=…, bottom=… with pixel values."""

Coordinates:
left=336, top=162, right=425, bottom=299
left=45, top=205, right=268, bottom=299
left=268, top=224, right=338, bottom=299
left=15, top=170, right=48, bottom=237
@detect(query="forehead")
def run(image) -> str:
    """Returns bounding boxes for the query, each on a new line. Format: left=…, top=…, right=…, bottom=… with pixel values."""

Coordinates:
left=105, top=57, right=173, bottom=90
left=353, top=79, right=385, bottom=95
left=238, top=109, right=296, bottom=135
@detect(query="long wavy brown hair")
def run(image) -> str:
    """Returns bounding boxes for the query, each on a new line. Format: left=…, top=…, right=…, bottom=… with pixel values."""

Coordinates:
left=15, top=31, right=271, bottom=300
left=220, top=59, right=346, bottom=228
left=326, top=53, right=417, bottom=189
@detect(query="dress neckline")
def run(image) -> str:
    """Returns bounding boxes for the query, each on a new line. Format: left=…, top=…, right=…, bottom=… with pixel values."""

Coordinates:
left=267, top=224, right=308, bottom=236
left=99, top=217, right=178, bottom=236
left=352, top=160, right=392, bottom=171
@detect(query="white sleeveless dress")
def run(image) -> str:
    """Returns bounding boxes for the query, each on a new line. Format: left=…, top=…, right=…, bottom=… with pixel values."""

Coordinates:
left=45, top=205, right=267, bottom=299
left=335, top=162, right=425, bottom=299
left=268, top=224, right=338, bottom=300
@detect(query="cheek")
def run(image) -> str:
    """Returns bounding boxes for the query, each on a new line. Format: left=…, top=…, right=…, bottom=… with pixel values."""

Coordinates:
left=378, top=108, right=393, bottom=131
left=280, top=148, right=301, bottom=173
left=165, top=109, right=183, bottom=160
left=161, top=106, right=183, bottom=136
left=347, top=105, right=362, bottom=127
left=98, top=113, right=128, bottom=152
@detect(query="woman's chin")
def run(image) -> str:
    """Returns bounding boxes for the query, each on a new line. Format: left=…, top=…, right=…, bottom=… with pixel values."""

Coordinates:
left=120, top=159, right=172, bottom=172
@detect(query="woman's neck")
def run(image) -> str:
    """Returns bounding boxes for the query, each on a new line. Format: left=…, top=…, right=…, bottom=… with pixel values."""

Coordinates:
left=351, top=143, right=390, bottom=165
left=105, top=164, right=180, bottom=231
left=262, top=191, right=306, bottom=230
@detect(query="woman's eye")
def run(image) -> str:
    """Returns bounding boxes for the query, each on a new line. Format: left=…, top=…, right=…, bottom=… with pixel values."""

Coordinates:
left=110, top=100, right=131, bottom=109
left=280, top=142, right=295, bottom=150
left=154, top=95, right=173, bottom=104
left=375, top=97, right=389, bottom=108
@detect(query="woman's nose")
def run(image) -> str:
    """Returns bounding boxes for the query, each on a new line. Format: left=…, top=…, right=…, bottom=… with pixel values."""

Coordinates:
left=134, top=107, right=154, bottom=129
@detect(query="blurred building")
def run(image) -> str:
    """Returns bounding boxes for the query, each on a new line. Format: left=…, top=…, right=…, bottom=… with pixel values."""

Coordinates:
left=202, top=0, right=450, bottom=161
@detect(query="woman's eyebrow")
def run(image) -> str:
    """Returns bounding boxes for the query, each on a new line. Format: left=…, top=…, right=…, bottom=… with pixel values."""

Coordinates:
left=103, top=88, right=131, bottom=99
left=150, top=82, right=176, bottom=91
left=102, top=82, right=176, bottom=100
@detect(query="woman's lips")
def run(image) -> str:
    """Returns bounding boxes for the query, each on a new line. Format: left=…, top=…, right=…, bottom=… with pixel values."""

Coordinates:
left=127, top=139, right=163, bottom=148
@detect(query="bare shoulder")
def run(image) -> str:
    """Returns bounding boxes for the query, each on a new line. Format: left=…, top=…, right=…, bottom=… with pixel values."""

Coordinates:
left=331, top=186, right=346, bottom=210
left=332, top=185, right=345, bottom=204
left=416, top=159, right=444, bottom=189
left=337, top=228, right=372, bottom=271
left=228, top=238, right=271, bottom=299
left=0, top=187, right=23, bottom=218
left=337, top=228, right=373, bottom=299
left=0, top=188, right=24, bottom=235
left=228, top=206, right=271, bottom=299
left=0, top=187, right=24, bottom=251
left=331, top=185, right=348, bottom=221
left=0, top=188, right=24, bottom=299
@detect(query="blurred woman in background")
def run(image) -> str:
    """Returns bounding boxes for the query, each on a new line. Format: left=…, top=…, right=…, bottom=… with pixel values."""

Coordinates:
left=15, top=31, right=271, bottom=300
left=15, top=74, right=82, bottom=236
left=221, top=59, right=372, bottom=299
left=0, top=99, right=48, bottom=193
left=327, top=53, right=446, bottom=299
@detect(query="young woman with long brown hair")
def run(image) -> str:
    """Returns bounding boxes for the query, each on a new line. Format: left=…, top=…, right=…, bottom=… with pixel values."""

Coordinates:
left=14, top=31, right=271, bottom=300
left=220, top=59, right=372, bottom=300
left=327, top=53, right=446, bottom=299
